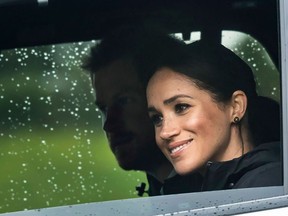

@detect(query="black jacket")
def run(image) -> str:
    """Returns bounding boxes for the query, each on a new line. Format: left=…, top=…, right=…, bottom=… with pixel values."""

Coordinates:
left=201, top=142, right=282, bottom=191
left=142, top=142, right=281, bottom=196
left=146, top=171, right=203, bottom=196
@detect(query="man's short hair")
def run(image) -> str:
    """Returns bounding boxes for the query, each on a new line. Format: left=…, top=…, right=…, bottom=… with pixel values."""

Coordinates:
left=82, top=26, right=186, bottom=86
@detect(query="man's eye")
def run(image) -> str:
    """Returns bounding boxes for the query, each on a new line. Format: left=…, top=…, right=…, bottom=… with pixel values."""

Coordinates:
left=117, top=96, right=135, bottom=106
left=150, top=114, right=163, bottom=127
left=175, top=103, right=190, bottom=114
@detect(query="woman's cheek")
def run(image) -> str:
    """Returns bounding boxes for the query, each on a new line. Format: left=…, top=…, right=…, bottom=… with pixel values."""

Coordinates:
left=155, top=131, right=163, bottom=147
left=184, top=115, right=203, bottom=132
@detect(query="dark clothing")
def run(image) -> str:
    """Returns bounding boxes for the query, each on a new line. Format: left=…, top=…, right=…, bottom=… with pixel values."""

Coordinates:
left=144, top=142, right=282, bottom=196
left=147, top=171, right=203, bottom=196
left=201, top=142, right=282, bottom=191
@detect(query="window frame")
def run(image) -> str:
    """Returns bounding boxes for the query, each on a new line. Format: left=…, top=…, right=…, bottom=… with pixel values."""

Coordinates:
left=0, top=0, right=287, bottom=215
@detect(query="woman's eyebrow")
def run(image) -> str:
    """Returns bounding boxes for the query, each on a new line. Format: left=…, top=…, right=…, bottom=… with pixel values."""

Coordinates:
left=147, top=94, right=193, bottom=112
left=163, top=94, right=193, bottom=105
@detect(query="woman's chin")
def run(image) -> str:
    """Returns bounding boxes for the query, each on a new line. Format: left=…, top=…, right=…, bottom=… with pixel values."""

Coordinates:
left=174, top=162, right=201, bottom=176
left=174, top=166, right=194, bottom=176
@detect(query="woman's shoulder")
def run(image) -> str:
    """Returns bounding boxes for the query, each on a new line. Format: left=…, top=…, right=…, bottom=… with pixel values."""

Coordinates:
left=234, top=160, right=282, bottom=188
left=204, top=142, right=282, bottom=190
left=234, top=142, right=282, bottom=188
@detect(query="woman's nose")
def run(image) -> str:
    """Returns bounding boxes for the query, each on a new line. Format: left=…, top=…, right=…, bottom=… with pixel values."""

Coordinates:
left=159, top=118, right=180, bottom=140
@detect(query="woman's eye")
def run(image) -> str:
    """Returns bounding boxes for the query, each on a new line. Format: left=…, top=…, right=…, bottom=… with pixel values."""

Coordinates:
left=150, top=114, right=163, bottom=127
left=175, top=103, right=190, bottom=114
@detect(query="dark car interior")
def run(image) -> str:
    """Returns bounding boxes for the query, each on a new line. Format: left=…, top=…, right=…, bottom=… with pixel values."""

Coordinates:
left=0, top=0, right=279, bottom=67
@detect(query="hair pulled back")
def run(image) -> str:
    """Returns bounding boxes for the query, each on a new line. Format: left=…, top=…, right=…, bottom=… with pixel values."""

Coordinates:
left=156, top=40, right=280, bottom=146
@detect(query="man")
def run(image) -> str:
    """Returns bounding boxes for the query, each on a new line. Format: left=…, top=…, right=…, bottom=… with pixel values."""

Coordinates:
left=82, top=26, right=202, bottom=195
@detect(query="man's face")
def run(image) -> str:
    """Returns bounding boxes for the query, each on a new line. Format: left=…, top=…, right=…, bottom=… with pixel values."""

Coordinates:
left=92, top=60, right=163, bottom=171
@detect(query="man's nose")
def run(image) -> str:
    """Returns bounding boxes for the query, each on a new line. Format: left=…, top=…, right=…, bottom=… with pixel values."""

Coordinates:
left=103, top=106, right=122, bottom=132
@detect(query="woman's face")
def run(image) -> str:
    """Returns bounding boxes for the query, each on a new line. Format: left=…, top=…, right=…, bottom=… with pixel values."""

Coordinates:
left=147, top=68, right=239, bottom=175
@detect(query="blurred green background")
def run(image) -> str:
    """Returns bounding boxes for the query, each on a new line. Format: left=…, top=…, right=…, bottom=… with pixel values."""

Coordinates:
left=0, top=31, right=280, bottom=214
left=0, top=41, right=148, bottom=214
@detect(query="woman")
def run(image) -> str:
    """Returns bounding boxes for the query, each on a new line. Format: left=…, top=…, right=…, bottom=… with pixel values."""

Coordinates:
left=146, top=41, right=282, bottom=191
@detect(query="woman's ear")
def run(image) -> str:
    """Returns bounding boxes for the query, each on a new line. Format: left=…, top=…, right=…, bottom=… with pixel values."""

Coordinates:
left=230, top=90, right=247, bottom=122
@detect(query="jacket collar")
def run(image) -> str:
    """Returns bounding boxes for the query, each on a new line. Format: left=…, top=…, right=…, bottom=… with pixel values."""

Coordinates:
left=201, top=142, right=281, bottom=191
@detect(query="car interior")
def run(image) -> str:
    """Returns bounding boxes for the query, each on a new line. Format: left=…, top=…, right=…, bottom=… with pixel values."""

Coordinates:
left=0, top=0, right=280, bottom=64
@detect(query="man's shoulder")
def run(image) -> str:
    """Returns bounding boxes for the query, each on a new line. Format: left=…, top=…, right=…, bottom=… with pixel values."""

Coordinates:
left=162, top=172, right=203, bottom=194
left=146, top=172, right=203, bottom=196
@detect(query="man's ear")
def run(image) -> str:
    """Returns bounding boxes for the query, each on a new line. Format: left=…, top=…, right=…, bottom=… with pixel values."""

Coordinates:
left=230, top=90, right=247, bottom=122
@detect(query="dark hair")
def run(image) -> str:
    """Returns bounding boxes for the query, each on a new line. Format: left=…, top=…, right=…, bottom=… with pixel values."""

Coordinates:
left=82, top=26, right=186, bottom=87
left=156, top=40, right=280, bottom=145
left=249, top=96, right=280, bottom=144
left=160, top=41, right=257, bottom=102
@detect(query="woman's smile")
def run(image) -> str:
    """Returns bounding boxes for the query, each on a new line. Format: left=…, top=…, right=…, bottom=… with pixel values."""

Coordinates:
left=168, top=139, right=193, bottom=157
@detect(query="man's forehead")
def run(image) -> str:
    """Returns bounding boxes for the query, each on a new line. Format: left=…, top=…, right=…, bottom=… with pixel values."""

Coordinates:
left=91, top=59, right=145, bottom=103
left=92, top=59, right=142, bottom=89
left=95, top=84, right=145, bottom=109
left=94, top=59, right=138, bottom=79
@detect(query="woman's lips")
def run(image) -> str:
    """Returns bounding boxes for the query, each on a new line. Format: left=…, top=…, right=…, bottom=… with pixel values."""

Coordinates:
left=168, top=139, right=193, bottom=157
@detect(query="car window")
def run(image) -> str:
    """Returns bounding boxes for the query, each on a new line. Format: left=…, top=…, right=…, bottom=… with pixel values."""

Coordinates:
left=0, top=41, right=148, bottom=213
left=0, top=1, right=286, bottom=215
left=0, top=30, right=281, bottom=214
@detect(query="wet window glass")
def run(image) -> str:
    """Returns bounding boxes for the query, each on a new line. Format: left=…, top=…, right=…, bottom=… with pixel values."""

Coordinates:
left=178, top=31, right=280, bottom=101
left=0, top=31, right=280, bottom=214
left=0, top=41, right=147, bottom=214
left=221, top=31, right=280, bottom=102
